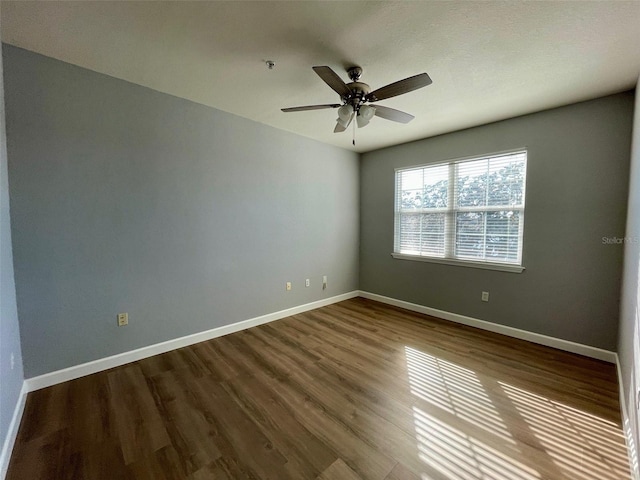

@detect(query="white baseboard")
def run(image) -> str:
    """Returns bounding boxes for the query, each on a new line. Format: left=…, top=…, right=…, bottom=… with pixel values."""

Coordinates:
left=25, top=291, right=359, bottom=392
left=616, top=354, right=640, bottom=480
left=358, top=291, right=617, bottom=363
left=0, top=382, right=27, bottom=480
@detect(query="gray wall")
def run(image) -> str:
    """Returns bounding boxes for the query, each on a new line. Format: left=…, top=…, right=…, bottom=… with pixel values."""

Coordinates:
left=3, top=45, right=359, bottom=378
left=360, top=93, right=634, bottom=351
left=618, top=77, right=640, bottom=478
left=0, top=38, right=24, bottom=472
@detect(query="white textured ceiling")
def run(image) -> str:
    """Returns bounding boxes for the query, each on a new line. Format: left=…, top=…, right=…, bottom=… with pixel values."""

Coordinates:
left=2, top=1, right=640, bottom=153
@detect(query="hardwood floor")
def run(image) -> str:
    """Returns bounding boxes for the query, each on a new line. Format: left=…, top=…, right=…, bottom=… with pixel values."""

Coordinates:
left=7, top=298, right=631, bottom=479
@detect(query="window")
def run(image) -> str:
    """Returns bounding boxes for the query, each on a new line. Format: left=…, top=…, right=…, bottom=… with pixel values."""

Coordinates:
left=393, top=150, right=527, bottom=272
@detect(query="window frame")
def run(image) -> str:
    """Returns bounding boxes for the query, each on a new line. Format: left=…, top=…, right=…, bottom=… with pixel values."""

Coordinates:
left=392, top=149, right=527, bottom=273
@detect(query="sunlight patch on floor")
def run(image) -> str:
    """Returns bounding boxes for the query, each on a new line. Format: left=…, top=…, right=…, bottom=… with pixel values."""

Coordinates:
left=405, top=346, right=513, bottom=442
left=626, top=416, right=638, bottom=477
left=413, top=406, right=540, bottom=480
left=500, top=382, right=631, bottom=480
left=405, top=346, right=631, bottom=480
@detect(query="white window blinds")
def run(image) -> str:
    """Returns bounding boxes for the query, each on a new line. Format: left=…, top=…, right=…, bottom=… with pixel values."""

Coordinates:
left=394, top=150, right=527, bottom=267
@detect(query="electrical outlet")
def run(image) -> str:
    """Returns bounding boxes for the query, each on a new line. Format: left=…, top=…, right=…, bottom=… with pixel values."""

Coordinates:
left=322, top=275, right=327, bottom=290
left=481, top=291, right=489, bottom=302
left=305, top=278, right=310, bottom=287
left=286, top=282, right=292, bottom=291
left=117, top=313, right=128, bottom=326
left=10, top=352, right=15, bottom=370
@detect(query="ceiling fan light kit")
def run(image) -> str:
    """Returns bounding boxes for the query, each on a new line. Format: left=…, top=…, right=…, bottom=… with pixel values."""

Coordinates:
left=337, top=104, right=354, bottom=122
left=281, top=65, right=432, bottom=137
left=356, top=104, right=376, bottom=128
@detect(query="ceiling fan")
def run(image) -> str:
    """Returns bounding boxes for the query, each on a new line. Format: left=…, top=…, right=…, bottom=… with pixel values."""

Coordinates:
left=281, top=66, right=432, bottom=133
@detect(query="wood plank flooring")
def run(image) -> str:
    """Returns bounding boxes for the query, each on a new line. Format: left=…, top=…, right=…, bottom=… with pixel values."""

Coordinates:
left=7, top=298, right=631, bottom=479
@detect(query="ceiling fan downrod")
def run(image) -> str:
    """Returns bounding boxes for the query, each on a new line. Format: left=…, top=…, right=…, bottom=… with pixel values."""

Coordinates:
left=343, top=66, right=371, bottom=108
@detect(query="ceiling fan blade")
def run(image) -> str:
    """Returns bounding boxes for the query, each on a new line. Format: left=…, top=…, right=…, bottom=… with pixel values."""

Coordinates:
left=372, top=105, right=415, bottom=124
left=281, top=104, right=341, bottom=112
left=313, top=66, right=351, bottom=98
left=334, top=112, right=355, bottom=133
left=366, top=73, right=432, bottom=102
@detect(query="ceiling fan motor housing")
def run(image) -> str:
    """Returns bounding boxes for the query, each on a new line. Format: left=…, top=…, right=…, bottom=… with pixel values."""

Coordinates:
left=345, top=82, right=371, bottom=108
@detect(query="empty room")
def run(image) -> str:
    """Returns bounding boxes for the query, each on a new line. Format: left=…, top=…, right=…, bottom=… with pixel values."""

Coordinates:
left=1, top=1, right=640, bottom=479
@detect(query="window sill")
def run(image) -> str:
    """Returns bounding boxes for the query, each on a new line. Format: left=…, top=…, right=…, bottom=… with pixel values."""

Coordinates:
left=391, top=253, right=525, bottom=273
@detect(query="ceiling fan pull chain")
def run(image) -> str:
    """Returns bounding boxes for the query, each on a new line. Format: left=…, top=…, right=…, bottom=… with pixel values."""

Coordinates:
left=352, top=112, right=356, bottom=146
